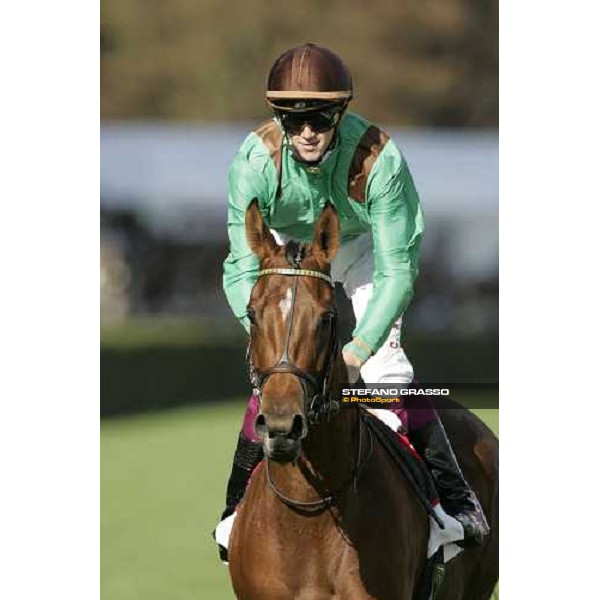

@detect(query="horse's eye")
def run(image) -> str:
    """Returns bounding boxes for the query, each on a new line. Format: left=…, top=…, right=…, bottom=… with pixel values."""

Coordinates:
left=247, top=307, right=257, bottom=325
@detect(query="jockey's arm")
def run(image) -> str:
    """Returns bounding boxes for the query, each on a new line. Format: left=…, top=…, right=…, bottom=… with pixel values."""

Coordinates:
left=343, top=140, right=425, bottom=364
left=223, top=145, right=272, bottom=333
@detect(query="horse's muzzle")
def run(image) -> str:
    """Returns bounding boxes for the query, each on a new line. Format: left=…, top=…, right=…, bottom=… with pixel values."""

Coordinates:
left=255, top=412, right=307, bottom=463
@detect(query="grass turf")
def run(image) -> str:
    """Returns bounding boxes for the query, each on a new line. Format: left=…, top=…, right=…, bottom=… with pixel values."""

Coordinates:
left=101, top=401, right=499, bottom=599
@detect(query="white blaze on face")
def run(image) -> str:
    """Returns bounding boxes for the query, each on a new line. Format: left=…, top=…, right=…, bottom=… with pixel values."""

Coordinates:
left=278, top=287, right=293, bottom=321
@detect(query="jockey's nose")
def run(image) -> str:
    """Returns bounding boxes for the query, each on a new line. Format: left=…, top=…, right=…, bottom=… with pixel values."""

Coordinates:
left=299, top=124, right=317, bottom=139
left=255, top=411, right=307, bottom=441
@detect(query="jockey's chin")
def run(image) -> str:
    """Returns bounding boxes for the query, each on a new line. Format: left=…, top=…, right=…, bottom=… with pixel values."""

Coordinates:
left=290, top=127, right=335, bottom=162
left=263, top=436, right=302, bottom=463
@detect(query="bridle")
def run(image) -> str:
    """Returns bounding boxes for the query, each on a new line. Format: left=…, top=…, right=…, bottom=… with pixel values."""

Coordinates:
left=246, top=254, right=373, bottom=512
left=245, top=263, right=340, bottom=425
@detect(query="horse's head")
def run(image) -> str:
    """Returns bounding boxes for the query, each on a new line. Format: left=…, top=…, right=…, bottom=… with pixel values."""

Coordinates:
left=245, top=199, right=341, bottom=463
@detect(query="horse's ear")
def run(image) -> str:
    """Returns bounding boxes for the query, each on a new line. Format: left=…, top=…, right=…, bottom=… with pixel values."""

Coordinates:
left=245, top=199, right=278, bottom=260
left=310, top=202, right=340, bottom=264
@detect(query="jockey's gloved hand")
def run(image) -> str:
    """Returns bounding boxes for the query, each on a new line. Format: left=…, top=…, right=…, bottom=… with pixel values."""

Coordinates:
left=343, top=351, right=362, bottom=383
left=342, top=338, right=372, bottom=383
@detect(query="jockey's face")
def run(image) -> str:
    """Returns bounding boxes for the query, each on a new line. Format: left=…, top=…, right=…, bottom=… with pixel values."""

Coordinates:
left=289, top=124, right=335, bottom=163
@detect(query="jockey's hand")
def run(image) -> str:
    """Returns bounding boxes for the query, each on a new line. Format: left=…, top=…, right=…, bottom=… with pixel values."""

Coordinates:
left=342, top=349, right=364, bottom=384
left=342, top=338, right=372, bottom=383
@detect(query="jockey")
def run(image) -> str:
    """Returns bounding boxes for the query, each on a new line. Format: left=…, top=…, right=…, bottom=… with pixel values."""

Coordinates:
left=218, top=43, right=488, bottom=553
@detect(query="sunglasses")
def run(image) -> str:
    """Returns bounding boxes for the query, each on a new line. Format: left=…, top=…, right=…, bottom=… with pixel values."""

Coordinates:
left=279, top=109, right=341, bottom=135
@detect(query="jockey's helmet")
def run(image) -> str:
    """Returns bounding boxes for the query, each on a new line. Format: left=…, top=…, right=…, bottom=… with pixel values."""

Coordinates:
left=266, top=44, right=353, bottom=117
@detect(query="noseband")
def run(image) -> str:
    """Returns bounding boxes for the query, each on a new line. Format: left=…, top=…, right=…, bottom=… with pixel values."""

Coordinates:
left=246, top=264, right=339, bottom=425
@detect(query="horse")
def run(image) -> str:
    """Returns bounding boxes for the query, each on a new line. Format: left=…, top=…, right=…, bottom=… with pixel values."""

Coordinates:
left=228, top=200, right=499, bottom=600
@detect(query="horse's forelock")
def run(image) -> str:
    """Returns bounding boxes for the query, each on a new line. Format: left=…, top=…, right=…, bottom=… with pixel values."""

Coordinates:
left=284, top=241, right=309, bottom=267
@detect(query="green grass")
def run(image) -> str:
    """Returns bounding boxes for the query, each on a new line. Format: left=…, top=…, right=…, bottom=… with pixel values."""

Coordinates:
left=101, top=400, right=244, bottom=599
left=470, top=408, right=499, bottom=435
left=101, top=401, right=499, bottom=599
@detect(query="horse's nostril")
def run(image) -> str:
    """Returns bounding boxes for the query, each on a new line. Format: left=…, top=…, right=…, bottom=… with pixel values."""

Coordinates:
left=255, top=412, right=306, bottom=441
left=290, top=413, right=307, bottom=440
left=255, top=413, right=267, bottom=438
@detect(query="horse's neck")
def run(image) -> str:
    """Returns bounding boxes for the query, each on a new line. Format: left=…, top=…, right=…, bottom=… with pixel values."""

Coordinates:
left=301, top=355, right=358, bottom=488
left=302, top=407, right=359, bottom=487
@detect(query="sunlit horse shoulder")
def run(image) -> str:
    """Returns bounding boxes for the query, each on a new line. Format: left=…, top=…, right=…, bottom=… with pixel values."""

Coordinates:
left=228, top=200, right=498, bottom=600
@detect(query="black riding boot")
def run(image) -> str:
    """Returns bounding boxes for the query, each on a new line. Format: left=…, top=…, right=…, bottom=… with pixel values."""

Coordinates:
left=409, top=416, right=489, bottom=547
left=214, top=433, right=263, bottom=561
left=221, top=433, right=264, bottom=519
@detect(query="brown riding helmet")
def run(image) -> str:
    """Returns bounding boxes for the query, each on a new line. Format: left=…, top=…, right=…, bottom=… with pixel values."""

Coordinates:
left=266, top=43, right=353, bottom=113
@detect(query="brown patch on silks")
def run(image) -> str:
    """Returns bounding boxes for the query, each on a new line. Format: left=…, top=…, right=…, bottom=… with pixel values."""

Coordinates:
left=348, top=125, right=390, bottom=203
left=254, top=120, right=283, bottom=175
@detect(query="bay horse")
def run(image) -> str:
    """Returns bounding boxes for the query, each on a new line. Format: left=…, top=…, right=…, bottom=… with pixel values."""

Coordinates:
left=228, top=200, right=499, bottom=600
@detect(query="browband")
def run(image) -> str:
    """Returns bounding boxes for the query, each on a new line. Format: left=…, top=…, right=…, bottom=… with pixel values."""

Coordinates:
left=257, top=268, right=333, bottom=287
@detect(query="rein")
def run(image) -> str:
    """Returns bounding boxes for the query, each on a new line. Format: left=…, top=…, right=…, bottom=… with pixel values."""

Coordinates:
left=265, top=409, right=373, bottom=513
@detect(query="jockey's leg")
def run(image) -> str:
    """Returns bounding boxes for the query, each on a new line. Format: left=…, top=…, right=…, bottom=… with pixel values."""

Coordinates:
left=335, top=236, right=487, bottom=547
left=214, top=392, right=263, bottom=561
left=360, top=328, right=488, bottom=547
left=221, top=392, right=263, bottom=522
left=403, top=396, right=490, bottom=547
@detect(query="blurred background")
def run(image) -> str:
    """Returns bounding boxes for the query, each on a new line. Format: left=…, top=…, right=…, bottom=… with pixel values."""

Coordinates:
left=100, top=1, right=498, bottom=598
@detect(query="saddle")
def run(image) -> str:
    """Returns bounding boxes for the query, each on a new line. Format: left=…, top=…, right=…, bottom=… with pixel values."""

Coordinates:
left=361, top=410, right=440, bottom=520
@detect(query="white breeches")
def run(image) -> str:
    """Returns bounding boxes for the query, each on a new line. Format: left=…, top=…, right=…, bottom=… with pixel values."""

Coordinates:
left=271, top=230, right=414, bottom=384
